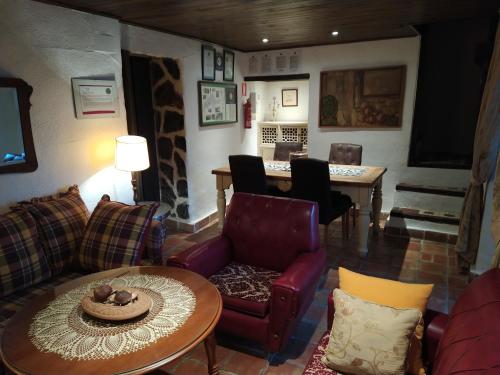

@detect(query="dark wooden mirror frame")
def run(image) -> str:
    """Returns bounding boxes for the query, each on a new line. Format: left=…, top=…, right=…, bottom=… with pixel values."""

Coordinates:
left=0, top=78, right=38, bottom=174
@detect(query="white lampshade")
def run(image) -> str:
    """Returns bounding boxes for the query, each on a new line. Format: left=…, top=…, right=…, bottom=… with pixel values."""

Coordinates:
left=115, top=135, right=150, bottom=172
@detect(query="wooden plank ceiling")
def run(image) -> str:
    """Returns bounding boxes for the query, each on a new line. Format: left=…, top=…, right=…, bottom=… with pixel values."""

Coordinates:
left=35, top=0, right=499, bottom=51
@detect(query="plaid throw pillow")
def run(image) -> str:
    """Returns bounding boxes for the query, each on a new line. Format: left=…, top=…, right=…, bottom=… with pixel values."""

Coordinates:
left=78, top=196, right=158, bottom=271
left=21, top=186, right=89, bottom=275
left=0, top=210, right=52, bottom=298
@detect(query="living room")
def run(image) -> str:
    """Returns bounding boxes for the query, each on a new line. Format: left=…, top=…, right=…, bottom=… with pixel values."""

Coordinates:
left=0, top=0, right=499, bottom=374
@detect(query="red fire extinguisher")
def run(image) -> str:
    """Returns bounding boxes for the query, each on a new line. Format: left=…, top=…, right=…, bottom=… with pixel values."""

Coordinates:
left=244, top=98, right=252, bottom=129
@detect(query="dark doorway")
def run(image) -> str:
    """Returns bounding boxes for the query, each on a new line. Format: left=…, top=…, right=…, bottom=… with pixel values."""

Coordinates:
left=122, top=50, right=160, bottom=201
left=408, top=16, right=497, bottom=169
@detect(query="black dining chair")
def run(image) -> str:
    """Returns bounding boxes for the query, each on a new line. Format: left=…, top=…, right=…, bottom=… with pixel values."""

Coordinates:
left=273, top=142, right=303, bottom=161
left=291, top=158, right=352, bottom=240
left=228, top=155, right=287, bottom=197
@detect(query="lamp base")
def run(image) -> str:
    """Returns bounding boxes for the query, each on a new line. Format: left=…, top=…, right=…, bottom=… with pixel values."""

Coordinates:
left=131, top=172, right=139, bottom=204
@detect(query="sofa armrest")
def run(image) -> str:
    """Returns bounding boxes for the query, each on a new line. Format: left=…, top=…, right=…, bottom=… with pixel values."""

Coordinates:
left=166, top=235, right=232, bottom=278
left=424, top=310, right=449, bottom=364
left=268, top=248, right=326, bottom=352
left=144, top=220, right=167, bottom=265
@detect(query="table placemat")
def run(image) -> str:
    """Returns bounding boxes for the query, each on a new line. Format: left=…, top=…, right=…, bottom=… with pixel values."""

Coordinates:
left=264, top=161, right=367, bottom=177
left=29, top=274, right=196, bottom=361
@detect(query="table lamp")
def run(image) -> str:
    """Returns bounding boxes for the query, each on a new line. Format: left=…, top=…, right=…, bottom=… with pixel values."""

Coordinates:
left=115, top=135, right=150, bottom=203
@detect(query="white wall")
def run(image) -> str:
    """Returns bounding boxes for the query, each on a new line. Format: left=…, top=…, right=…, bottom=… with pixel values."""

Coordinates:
left=0, top=0, right=132, bottom=211
left=261, top=80, right=309, bottom=122
left=243, top=38, right=470, bottom=211
left=121, top=25, right=244, bottom=223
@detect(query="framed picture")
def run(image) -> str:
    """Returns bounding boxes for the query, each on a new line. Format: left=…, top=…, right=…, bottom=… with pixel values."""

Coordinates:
left=319, top=65, right=406, bottom=128
left=223, top=50, right=235, bottom=81
left=202, top=45, right=215, bottom=80
left=71, top=78, right=119, bottom=119
left=198, top=81, right=237, bottom=126
left=215, top=51, right=224, bottom=71
left=282, top=88, right=298, bottom=107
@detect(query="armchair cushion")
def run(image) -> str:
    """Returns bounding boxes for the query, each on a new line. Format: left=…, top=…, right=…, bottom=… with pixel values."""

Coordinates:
left=209, top=261, right=281, bottom=318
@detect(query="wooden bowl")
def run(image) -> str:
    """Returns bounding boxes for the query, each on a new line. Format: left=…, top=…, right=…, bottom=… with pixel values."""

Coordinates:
left=81, top=288, right=152, bottom=321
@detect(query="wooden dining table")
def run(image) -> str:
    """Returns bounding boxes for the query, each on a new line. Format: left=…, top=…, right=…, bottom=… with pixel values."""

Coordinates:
left=212, top=161, right=386, bottom=255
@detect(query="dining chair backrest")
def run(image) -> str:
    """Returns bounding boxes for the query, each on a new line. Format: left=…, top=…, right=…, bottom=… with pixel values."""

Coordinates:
left=229, top=155, right=268, bottom=195
left=329, top=143, right=362, bottom=165
left=290, top=158, right=332, bottom=224
left=274, top=142, right=303, bottom=161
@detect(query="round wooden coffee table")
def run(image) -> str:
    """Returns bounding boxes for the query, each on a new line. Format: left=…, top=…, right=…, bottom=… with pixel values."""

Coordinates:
left=0, top=266, right=222, bottom=375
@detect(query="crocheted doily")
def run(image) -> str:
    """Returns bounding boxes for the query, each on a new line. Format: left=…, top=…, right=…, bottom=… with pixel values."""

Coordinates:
left=29, top=274, right=196, bottom=360
left=264, top=162, right=367, bottom=177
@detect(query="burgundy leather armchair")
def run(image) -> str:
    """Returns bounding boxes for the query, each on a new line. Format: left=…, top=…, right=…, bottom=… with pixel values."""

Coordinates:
left=303, top=268, right=500, bottom=374
left=168, top=193, right=326, bottom=352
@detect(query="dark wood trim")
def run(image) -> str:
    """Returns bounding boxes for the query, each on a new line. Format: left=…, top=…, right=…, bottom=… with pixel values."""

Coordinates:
left=0, top=78, right=38, bottom=174
left=244, top=74, right=310, bottom=82
left=395, top=183, right=467, bottom=197
left=121, top=50, right=138, bottom=135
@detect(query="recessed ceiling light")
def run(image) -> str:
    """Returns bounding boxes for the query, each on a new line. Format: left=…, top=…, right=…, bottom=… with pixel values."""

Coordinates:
left=331, top=31, right=339, bottom=37
left=262, top=38, right=269, bottom=43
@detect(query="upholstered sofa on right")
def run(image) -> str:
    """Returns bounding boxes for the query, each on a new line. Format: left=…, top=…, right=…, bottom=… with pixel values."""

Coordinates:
left=302, top=268, right=500, bottom=374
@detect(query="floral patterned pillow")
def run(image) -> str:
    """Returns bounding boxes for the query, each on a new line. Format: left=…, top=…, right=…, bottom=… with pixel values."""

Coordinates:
left=322, top=289, right=421, bottom=375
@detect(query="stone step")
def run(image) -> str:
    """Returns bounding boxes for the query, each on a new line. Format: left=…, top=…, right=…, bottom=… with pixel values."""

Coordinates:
left=393, top=190, right=464, bottom=216
left=390, top=207, right=460, bottom=225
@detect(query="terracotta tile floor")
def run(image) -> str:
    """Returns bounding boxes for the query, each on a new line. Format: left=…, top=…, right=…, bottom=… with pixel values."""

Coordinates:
left=157, top=218, right=469, bottom=375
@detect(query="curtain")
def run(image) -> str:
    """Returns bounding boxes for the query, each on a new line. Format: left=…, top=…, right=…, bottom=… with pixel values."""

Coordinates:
left=491, top=153, right=500, bottom=267
left=456, top=22, right=500, bottom=269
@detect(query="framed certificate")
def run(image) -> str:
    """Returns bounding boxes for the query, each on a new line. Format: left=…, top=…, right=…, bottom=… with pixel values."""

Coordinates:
left=71, top=79, right=119, bottom=119
left=202, top=45, right=216, bottom=81
left=282, top=88, right=298, bottom=107
left=223, top=50, right=234, bottom=81
left=198, top=81, right=237, bottom=126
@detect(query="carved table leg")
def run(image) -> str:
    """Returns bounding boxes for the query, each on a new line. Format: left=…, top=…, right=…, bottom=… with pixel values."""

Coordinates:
left=357, top=206, right=371, bottom=256
left=204, top=331, right=219, bottom=375
left=371, top=179, right=383, bottom=236
left=356, top=187, right=373, bottom=256
left=216, top=189, right=226, bottom=229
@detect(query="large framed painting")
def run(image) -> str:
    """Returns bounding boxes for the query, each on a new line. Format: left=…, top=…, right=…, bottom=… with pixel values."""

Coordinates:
left=319, top=66, right=406, bottom=128
left=198, top=81, right=237, bottom=126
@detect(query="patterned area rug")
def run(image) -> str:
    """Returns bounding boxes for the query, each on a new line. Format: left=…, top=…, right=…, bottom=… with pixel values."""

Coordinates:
left=264, top=162, right=367, bottom=177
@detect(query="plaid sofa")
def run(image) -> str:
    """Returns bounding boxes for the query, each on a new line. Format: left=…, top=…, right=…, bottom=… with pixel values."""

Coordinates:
left=0, top=190, right=168, bottom=374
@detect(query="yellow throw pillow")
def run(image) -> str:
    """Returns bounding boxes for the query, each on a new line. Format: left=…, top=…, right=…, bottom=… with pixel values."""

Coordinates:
left=339, top=267, right=433, bottom=375
left=322, top=289, right=422, bottom=375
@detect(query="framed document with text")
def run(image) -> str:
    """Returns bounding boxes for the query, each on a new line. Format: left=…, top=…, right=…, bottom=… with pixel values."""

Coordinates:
left=71, top=78, right=119, bottom=119
left=198, top=81, right=237, bottom=126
